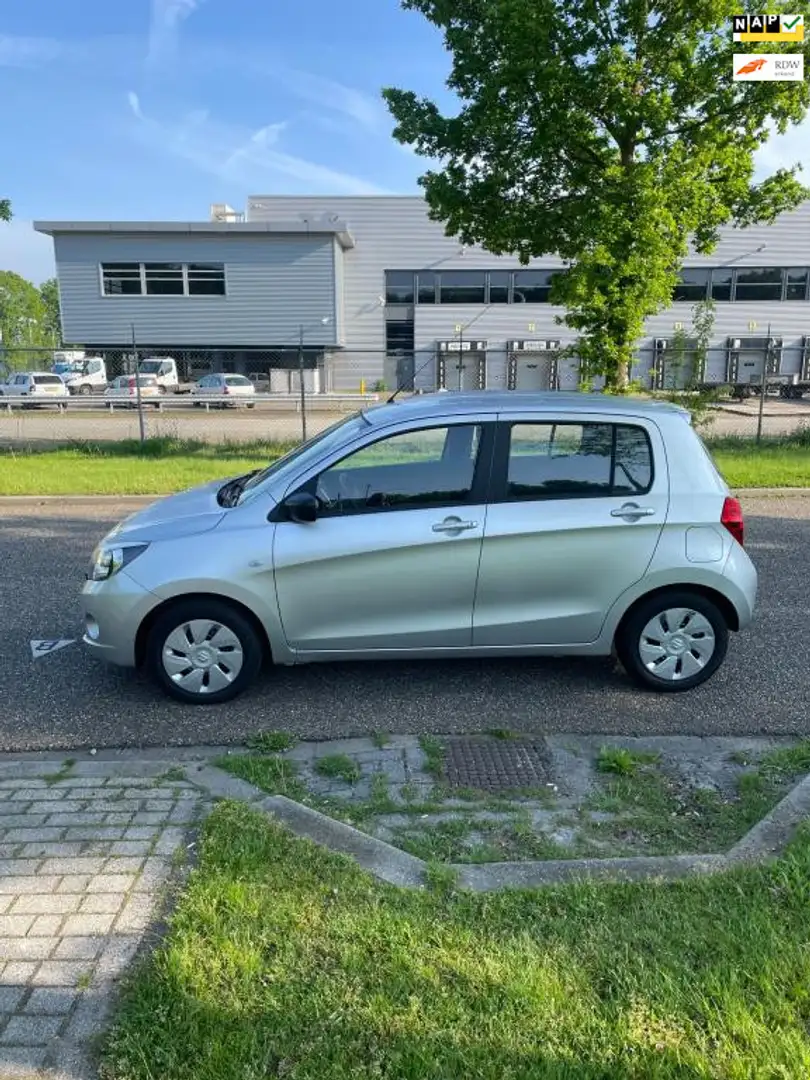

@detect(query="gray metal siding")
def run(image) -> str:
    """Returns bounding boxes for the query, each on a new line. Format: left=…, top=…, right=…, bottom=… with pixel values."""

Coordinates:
left=247, top=195, right=810, bottom=388
left=54, top=233, right=338, bottom=347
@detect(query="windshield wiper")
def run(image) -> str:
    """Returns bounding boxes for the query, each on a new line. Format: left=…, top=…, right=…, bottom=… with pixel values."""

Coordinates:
left=216, top=470, right=259, bottom=508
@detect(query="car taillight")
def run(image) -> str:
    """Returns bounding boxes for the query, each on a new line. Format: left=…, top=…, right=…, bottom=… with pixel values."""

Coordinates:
left=721, top=496, right=744, bottom=546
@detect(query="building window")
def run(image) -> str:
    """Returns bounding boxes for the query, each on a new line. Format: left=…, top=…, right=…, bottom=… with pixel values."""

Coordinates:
left=673, top=269, right=710, bottom=303
left=384, top=271, right=415, bottom=305
left=416, top=271, right=438, bottom=304
left=438, top=271, right=486, bottom=304
left=101, top=263, right=142, bottom=295
left=710, top=268, right=733, bottom=302
left=101, top=262, right=226, bottom=297
left=734, top=267, right=782, bottom=302
left=488, top=271, right=511, bottom=304
left=385, top=319, right=414, bottom=353
left=785, top=268, right=809, bottom=301
left=144, top=263, right=185, bottom=295
left=186, top=264, right=226, bottom=296
left=513, top=270, right=557, bottom=303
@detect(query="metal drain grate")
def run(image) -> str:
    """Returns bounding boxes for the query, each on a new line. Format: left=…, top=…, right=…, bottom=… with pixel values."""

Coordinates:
left=442, top=737, right=550, bottom=793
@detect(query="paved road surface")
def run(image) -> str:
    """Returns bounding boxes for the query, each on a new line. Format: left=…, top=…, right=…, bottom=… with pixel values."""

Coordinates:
left=2, top=398, right=809, bottom=446
left=0, top=495, right=808, bottom=752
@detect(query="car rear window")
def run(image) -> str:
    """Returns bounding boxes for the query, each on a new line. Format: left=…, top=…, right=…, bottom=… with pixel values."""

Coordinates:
left=225, top=376, right=251, bottom=386
left=505, top=422, right=654, bottom=499
left=34, top=375, right=64, bottom=385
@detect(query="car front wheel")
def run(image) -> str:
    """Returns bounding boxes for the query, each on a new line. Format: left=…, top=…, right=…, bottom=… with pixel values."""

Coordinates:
left=146, top=598, right=263, bottom=704
left=616, top=591, right=729, bottom=693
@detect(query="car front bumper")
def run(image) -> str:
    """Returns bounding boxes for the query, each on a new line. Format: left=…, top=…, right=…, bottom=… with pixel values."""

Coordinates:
left=80, top=570, right=158, bottom=667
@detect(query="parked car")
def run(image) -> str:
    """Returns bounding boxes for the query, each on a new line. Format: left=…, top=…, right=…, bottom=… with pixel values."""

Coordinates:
left=81, top=392, right=758, bottom=704
left=104, top=375, right=162, bottom=406
left=191, top=373, right=256, bottom=406
left=0, top=371, right=69, bottom=405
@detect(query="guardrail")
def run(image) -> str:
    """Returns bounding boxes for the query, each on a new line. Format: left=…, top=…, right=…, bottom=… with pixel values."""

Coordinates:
left=0, top=392, right=382, bottom=413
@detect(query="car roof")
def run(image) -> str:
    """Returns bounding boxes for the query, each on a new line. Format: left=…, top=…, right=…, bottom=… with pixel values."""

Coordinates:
left=362, top=391, right=689, bottom=426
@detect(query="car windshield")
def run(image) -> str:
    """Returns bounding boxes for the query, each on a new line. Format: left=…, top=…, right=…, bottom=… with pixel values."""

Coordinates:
left=139, top=361, right=164, bottom=374
left=237, top=412, right=370, bottom=504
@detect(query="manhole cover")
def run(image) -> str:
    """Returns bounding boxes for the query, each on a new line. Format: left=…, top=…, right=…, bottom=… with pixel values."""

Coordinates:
left=443, top=738, right=550, bottom=793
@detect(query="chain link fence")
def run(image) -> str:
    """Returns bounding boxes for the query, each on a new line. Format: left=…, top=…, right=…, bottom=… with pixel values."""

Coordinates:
left=1, top=342, right=809, bottom=447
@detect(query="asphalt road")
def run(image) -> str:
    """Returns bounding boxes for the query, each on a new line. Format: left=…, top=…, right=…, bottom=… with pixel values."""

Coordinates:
left=1, top=495, right=809, bottom=752
left=2, top=398, right=809, bottom=446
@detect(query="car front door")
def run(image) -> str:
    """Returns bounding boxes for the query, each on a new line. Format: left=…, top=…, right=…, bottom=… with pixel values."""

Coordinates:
left=272, top=421, right=494, bottom=654
left=472, top=415, right=668, bottom=646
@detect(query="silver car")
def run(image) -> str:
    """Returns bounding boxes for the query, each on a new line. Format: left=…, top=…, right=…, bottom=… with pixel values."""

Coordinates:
left=81, top=393, right=757, bottom=704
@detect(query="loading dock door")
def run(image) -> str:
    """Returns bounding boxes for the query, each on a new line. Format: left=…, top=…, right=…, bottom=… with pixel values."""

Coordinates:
left=652, top=338, right=705, bottom=390
left=436, top=340, right=487, bottom=391
left=726, top=336, right=783, bottom=388
left=507, top=341, right=560, bottom=390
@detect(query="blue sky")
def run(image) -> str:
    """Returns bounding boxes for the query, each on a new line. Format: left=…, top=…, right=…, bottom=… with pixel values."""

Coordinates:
left=1, top=0, right=807, bottom=285
left=0, top=0, right=452, bottom=282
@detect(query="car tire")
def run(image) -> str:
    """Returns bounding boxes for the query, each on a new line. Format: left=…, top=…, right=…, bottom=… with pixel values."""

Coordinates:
left=146, top=598, right=264, bottom=705
left=616, top=591, right=729, bottom=693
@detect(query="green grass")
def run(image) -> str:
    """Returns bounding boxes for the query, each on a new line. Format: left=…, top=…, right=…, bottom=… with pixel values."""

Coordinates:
left=101, top=800, right=810, bottom=1079
left=314, top=754, right=362, bottom=785
left=418, top=735, right=445, bottom=779
left=596, top=746, right=661, bottom=776
left=245, top=730, right=297, bottom=754
left=2, top=431, right=810, bottom=495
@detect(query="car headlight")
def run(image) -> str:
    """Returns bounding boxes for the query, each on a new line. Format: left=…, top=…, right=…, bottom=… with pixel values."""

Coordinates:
left=89, top=544, right=149, bottom=581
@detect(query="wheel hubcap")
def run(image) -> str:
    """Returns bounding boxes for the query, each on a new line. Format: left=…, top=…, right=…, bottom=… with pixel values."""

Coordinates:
left=638, top=607, right=715, bottom=682
left=162, top=619, right=244, bottom=694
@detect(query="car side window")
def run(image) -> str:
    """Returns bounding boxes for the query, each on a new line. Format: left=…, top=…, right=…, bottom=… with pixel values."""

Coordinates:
left=311, top=424, right=482, bottom=515
left=505, top=422, right=652, bottom=500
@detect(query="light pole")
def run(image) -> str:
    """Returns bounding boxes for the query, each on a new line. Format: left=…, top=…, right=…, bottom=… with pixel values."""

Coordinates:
left=456, top=323, right=464, bottom=390
left=297, top=317, right=331, bottom=442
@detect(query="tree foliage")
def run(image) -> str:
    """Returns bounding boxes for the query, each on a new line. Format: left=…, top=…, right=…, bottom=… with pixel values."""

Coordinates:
left=0, top=198, right=10, bottom=223
left=0, top=271, right=49, bottom=348
left=39, top=278, right=62, bottom=343
left=383, top=0, right=810, bottom=386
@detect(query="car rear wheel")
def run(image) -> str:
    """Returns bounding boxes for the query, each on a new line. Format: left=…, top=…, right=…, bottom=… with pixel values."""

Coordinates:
left=616, top=591, right=729, bottom=693
left=146, top=598, right=263, bottom=704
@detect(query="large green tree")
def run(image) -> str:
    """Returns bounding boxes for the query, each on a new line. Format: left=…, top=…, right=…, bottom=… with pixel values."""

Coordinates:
left=39, top=277, right=62, bottom=344
left=0, top=271, right=48, bottom=351
left=384, top=1, right=810, bottom=387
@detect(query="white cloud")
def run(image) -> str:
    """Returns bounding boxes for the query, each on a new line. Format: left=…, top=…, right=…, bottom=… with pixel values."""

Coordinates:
left=0, top=222, right=56, bottom=284
left=147, top=0, right=202, bottom=67
left=0, top=35, right=64, bottom=68
left=755, top=119, right=810, bottom=177
left=127, top=95, right=391, bottom=195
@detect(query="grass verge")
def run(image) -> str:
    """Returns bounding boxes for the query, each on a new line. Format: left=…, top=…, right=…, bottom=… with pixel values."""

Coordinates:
left=1, top=431, right=810, bottom=494
left=101, top=800, right=810, bottom=1079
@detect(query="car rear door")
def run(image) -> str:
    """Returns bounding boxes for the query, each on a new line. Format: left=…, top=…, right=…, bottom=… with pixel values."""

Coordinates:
left=472, top=413, right=669, bottom=647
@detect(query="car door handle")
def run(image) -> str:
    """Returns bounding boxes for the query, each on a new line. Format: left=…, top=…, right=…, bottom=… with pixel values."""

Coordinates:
left=432, top=518, right=479, bottom=533
left=611, top=503, right=656, bottom=519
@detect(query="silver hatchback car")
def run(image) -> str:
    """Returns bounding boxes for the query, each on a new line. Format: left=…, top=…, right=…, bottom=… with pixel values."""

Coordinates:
left=81, top=393, right=757, bottom=704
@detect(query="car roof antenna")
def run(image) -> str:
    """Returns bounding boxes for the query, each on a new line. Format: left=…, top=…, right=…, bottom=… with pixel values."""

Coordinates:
left=386, top=350, right=445, bottom=404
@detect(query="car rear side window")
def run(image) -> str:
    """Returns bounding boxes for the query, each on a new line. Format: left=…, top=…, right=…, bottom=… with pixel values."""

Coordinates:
left=505, top=422, right=653, bottom=500
left=34, top=375, right=63, bottom=385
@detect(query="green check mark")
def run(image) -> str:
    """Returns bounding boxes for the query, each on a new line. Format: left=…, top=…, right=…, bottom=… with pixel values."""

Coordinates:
left=784, top=15, right=802, bottom=30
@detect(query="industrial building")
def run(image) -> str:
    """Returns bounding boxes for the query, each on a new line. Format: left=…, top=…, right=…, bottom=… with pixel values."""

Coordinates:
left=33, top=196, right=810, bottom=393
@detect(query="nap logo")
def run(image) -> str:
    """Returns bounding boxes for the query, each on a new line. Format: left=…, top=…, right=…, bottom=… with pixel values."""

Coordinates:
left=733, top=14, right=804, bottom=41
left=733, top=53, right=805, bottom=79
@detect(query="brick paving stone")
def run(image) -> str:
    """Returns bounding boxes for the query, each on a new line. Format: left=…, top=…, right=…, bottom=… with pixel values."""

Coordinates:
left=11, top=788, right=66, bottom=802
left=79, top=894, right=124, bottom=915
left=45, top=812, right=106, bottom=827
left=56, top=876, right=93, bottom=894
left=169, top=802, right=199, bottom=824
left=0, top=915, right=35, bottom=937
left=0, top=846, right=22, bottom=860
left=31, top=961, right=91, bottom=987
left=23, top=988, right=78, bottom=1015
left=85, top=874, right=135, bottom=894
left=132, top=858, right=170, bottom=894
left=0, top=861, right=42, bottom=878
left=153, top=827, right=186, bottom=857
left=104, top=812, right=135, bottom=825
left=0, top=986, right=25, bottom=1012
left=0, top=877, right=59, bottom=895
left=62, top=992, right=112, bottom=1042
left=0, top=1045, right=49, bottom=1074
left=55, top=937, right=104, bottom=961
left=11, top=895, right=80, bottom=916
left=104, top=777, right=155, bottom=788
left=94, top=935, right=141, bottom=982
left=78, top=789, right=123, bottom=801
left=105, top=857, right=146, bottom=876
left=0, top=938, right=56, bottom=961
left=19, top=842, right=83, bottom=859
left=0, top=1013, right=64, bottom=1044
left=0, top=898, right=13, bottom=914
left=0, top=780, right=47, bottom=788
left=28, top=915, right=64, bottom=937
left=0, top=814, right=48, bottom=829
left=1, top=962, right=39, bottom=985
left=89, top=800, right=145, bottom=814
left=143, top=800, right=174, bottom=814
left=115, top=894, right=154, bottom=933
left=40, top=857, right=107, bottom=877
left=130, top=813, right=168, bottom=827
left=2, top=828, right=65, bottom=844
left=64, top=827, right=125, bottom=842
left=53, top=778, right=109, bottom=789
left=125, top=824, right=161, bottom=839
left=109, top=840, right=152, bottom=857
left=62, top=913, right=115, bottom=937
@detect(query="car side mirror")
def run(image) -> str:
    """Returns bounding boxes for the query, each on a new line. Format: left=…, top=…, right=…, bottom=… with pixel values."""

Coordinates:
left=283, top=491, right=319, bottom=524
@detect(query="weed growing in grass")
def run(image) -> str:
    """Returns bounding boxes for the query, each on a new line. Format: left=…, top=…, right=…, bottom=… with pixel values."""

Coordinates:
left=370, top=731, right=390, bottom=749
left=314, top=754, right=362, bottom=785
left=418, top=735, right=444, bottom=778
left=43, top=759, right=76, bottom=786
left=487, top=728, right=516, bottom=740
left=597, top=746, right=661, bottom=776
left=246, top=730, right=297, bottom=754
left=215, top=753, right=306, bottom=800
